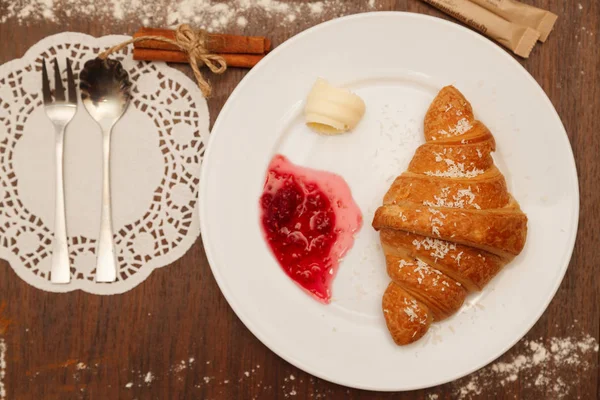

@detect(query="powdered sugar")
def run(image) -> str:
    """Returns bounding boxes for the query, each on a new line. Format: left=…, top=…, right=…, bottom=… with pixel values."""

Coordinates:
left=308, top=2, right=324, bottom=14
left=456, top=381, right=482, bottom=398
left=423, top=186, right=481, bottom=209
left=433, top=150, right=445, bottom=162
left=451, top=251, right=463, bottom=265
left=437, top=118, right=472, bottom=137
left=451, top=118, right=472, bottom=135
left=236, top=16, right=248, bottom=27
left=452, top=334, right=599, bottom=399
left=428, top=208, right=446, bottom=218
left=412, top=237, right=457, bottom=260
left=423, top=187, right=451, bottom=207
left=402, top=298, right=427, bottom=325
left=456, top=188, right=480, bottom=209
left=144, top=371, right=155, bottom=384
left=403, top=305, right=419, bottom=322
left=428, top=207, right=446, bottom=236
left=1, top=0, right=378, bottom=28
left=397, top=211, right=408, bottom=222
left=425, top=159, right=484, bottom=178
left=414, top=259, right=429, bottom=280
left=413, top=258, right=442, bottom=285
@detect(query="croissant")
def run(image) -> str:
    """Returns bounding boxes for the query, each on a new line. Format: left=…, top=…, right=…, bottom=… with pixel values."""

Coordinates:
left=372, top=86, right=527, bottom=345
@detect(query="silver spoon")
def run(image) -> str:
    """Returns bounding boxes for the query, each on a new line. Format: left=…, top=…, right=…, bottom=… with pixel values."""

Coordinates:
left=79, top=57, right=132, bottom=282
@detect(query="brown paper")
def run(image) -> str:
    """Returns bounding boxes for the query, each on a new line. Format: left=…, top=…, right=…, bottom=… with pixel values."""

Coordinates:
left=421, top=0, right=540, bottom=58
left=470, top=0, right=557, bottom=42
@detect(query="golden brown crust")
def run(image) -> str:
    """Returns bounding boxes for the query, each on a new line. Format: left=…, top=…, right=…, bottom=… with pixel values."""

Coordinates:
left=408, top=135, right=495, bottom=175
left=373, top=201, right=527, bottom=258
left=430, top=120, right=496, bottom=146
left=383, top=173, right=510, bottom=210
left=385, top=255, right=467, bottom=321
left=375, top=85, right=527, bottom=346
left=380, top=229, right=506, bottom=291
left=424, top=85, right=474, bottom=143
left=382, top=282, right=432, bottom=345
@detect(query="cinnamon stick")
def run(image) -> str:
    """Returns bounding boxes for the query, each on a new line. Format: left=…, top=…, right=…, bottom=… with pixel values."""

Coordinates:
left=132, top=48, right=264, bottom=68
left=134, top=27, right=271, bottom=55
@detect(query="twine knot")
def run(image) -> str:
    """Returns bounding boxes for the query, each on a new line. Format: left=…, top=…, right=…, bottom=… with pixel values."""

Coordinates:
left=174, top=25, right=227, bottom=96
left=100, top=24, right=227, bottom=97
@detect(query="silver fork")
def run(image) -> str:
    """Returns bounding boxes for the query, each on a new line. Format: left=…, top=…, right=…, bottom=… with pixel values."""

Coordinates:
left=42, top=58, right=77, bottom=284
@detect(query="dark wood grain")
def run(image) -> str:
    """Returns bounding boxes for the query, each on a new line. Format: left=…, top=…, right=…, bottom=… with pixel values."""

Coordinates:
left=0, top=1, right=598, bottom=399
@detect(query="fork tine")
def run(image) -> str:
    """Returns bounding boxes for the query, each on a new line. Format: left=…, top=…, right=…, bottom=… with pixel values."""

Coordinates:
left=65, top=58, right=77, bottom=103
left=53, top=59, right=65, bottom=102
left=41, top=59, right=52, bottom=103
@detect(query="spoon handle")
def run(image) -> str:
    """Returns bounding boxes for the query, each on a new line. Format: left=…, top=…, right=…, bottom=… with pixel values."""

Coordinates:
left=51, top=125, right=70, bottom=283
left=96, top=129, right=118, bottom=282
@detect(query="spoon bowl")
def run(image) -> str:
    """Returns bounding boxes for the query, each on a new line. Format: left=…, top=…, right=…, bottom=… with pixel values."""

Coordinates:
left=80, top=57, right=132, bottom=128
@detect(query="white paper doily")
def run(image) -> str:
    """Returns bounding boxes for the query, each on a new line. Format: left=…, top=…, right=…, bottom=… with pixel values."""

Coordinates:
left=0, top=32, right=209, bottom=294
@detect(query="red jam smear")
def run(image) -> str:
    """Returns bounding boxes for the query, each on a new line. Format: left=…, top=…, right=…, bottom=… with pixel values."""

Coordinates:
left=259, top=155, right=362, bottom=303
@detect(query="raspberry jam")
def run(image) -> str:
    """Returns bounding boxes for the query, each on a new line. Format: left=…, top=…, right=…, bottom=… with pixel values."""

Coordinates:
left=259, top=155, right=362, bottom=303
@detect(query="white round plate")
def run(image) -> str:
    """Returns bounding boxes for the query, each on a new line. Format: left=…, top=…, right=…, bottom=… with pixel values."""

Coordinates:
left=200, top=12, right=578, bottom=391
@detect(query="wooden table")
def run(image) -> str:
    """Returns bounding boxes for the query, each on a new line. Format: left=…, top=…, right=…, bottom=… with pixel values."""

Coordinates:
left=0, top=1, right=598, bottom=399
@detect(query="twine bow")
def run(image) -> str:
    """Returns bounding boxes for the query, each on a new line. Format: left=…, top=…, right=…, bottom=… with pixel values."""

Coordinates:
left=99, top=24, right=227, bottom=97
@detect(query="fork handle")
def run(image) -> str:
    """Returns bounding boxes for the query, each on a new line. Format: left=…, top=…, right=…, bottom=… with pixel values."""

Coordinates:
left=96, top=130, right=118, bottom=282
left=51, top=125, right=70, bottom=283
